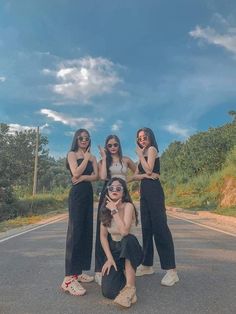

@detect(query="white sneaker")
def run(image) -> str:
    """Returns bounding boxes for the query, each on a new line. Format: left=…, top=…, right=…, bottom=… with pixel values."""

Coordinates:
left=136, top=265, right=154, bottom=277
left=95, top=272, right=102, bottom=286
left=161, top=270, right=179, bottom=286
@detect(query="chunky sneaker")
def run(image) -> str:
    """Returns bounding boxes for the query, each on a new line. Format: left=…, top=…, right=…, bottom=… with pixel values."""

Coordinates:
left=161, top=270, right=179, bottom=286
left=61, top=277, right=86, bottom=296
left=114, top=285, right=137, bottom=308
left=94, top=272, right=102, bottom=286
left=75, top=273, right=94, bottom=283
left=136, top=265, right=154, bottom=277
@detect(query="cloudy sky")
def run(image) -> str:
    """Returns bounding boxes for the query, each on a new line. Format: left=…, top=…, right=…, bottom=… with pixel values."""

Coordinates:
left=0, top=0, right=236, bottom=160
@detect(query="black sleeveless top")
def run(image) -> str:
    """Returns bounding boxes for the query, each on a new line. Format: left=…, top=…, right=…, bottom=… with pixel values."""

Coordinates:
left=138, top=156, right=160, bottom=174
left=69, top=158, right=93, bottom=176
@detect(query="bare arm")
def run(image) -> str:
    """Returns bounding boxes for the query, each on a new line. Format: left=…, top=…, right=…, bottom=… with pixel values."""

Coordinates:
left=131, top=162, right=160, bottom=181
left=72, top=156, right=98, bottom=184
left=67, top=151, right=90, bottom=178
left=136, top=146, right=157, bottom=175
left=98, top=145, right=108, bottom=180
left=106, top=198, right=134, bottom=236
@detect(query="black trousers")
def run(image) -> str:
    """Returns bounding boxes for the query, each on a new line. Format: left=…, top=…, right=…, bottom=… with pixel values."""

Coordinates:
left=140, top=179, right=176, bottom=270
left=65, top=182, right=93, bottom=276
left=94, top=181, right=108, bottom=272
left=102, top=234, right=143, bottom=300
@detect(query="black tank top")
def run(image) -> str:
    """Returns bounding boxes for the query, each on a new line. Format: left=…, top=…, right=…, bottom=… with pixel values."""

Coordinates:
left=69, top=158, right=93, bottom=176
left=138, top=157, right=160, bottom=174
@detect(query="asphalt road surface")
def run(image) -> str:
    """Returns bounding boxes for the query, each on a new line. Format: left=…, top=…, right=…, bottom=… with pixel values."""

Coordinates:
left=0, top=210, right=236, bottom=314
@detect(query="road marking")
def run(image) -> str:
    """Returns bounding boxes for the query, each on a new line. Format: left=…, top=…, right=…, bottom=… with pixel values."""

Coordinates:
left=168, top=213, right=236, bottom=237
left=0, top=216, right=67, bottom=243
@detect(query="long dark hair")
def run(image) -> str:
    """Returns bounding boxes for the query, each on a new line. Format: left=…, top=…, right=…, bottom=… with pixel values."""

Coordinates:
left=136, top=127, right=159, bottom=152
left=100, top=177, right=138, bottom=227
left=104, top=135, right=123, bottom=179
left=66, top=128, right=91, bottom=169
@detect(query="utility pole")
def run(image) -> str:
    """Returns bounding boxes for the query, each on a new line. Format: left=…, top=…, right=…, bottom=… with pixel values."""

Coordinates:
left=32, top=126, right=39, bottom=196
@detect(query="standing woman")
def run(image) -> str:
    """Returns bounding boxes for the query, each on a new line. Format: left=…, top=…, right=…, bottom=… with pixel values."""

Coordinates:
left=95, top=135, right=136, bottom=285
left=134, top=127, right=179, bottom=286
left=61, top=129, right=98, bottom=296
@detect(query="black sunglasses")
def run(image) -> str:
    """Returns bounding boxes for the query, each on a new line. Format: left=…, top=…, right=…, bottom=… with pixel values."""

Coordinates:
left=137, top=135, right=148, bottom=142
left=107, top=143, right=119, bottom=148
left=77, top=136, right=90, bottom=142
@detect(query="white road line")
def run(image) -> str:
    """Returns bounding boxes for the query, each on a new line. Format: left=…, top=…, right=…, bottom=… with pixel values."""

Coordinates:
left=168, top=212, right=236, bottom=237
left=0, top=216, right=67, bottom=243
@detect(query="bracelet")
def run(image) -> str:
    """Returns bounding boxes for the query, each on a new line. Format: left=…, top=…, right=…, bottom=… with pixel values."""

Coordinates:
left=111, top=209, right=118, bottom=216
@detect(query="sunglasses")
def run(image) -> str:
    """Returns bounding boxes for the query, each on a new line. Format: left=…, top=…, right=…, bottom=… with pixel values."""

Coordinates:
left=77, top=136, right=90, bottom=142
left=107, top=143, right=119, bottom=148
left=137, top=135, right=148, bottom=142
left=108, top=185, right=123, bottom=192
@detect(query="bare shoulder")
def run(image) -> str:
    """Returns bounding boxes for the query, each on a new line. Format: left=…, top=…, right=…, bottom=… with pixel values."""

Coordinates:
left=148, top=146, right=158, bottom=155
left=123, top=156, right=133, bottom=163
left=124, top=202, right=134, bottom=211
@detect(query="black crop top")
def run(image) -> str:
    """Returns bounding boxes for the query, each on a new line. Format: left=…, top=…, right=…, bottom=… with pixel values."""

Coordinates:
left=138, top=156, right=160, bottom=174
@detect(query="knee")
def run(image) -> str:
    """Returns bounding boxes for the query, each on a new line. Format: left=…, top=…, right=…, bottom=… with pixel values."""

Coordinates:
left=102, top=282, right=117, bottom=299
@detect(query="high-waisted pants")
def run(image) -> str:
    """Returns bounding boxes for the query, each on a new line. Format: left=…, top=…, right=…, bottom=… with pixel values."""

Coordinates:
left=140, top=179, right=176, bottom=270
left=65, top=181, right=93, bottom=276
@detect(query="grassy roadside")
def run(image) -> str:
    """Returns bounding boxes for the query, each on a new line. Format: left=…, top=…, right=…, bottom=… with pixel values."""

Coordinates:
left=0, top=208, right=67, bottom=233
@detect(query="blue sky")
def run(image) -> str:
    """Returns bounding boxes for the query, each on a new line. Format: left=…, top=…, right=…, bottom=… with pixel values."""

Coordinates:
left=0, top=0, right=236, bottom=160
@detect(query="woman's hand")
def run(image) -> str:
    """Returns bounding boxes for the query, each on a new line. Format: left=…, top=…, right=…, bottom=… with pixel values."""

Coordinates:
left=102, top=258, right=117, bottom=275
left=144, top=173, right=160, bottom=180
left=105, top=195, right=121, bottom=211
left=82, top=146, right=91, bottom=161
left=136, top=145, right=145, bottom=158
left=98, top=145, right=107, bottom=160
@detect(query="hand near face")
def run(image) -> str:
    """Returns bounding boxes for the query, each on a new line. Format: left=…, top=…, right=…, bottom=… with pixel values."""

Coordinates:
left=98, top=145, right=107, bottom=159
left=82, top=146, right=91, bottom=160
left=105, top=195, right=121, bottom=211
left=136, top=145, right=145, bottom=158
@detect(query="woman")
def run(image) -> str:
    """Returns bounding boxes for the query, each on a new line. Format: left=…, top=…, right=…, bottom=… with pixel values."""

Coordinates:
left=134, top=127, right=179, bottom=286
left=100, top=177, right=143, bottom=308
left=61, top=129, right=98, bottom=296
left=95, top=135, right=136, bottom=285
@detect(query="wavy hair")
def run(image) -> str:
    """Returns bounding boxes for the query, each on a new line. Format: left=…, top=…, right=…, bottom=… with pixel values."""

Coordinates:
left=100, top=177, right=138, bottom=227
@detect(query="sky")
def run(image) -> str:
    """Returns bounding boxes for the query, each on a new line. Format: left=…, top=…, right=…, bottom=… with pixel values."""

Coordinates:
left=0, top=0, right=236, bottom=160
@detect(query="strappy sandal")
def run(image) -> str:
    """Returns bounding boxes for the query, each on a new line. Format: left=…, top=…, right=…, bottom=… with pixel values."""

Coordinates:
left=61, top=277, right=86, bottom=296
left=75, top=273, right=94, bottom=283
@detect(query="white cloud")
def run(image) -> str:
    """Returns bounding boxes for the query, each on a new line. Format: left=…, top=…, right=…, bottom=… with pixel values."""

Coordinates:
left=164, top=123, right=191, bottom=138
left=111, top=120, right=123, bottom=131
left=0, top=76, right=6, bottom=82
left=40, top=108, right=104, bottom=130
left=190, top=24, right=236, bottom=55
left=42, top=56, right=122, bottom=102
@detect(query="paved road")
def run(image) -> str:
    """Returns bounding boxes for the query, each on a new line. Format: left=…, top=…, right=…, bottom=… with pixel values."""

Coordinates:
left=0, top=211, right=236, bottom=314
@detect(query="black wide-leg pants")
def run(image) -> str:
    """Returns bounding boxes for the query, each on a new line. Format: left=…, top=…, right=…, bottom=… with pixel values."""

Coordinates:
left=94, top=181, right=108, bottom=272
left=102, top=234, right=143, bottom=300
left=140, top=179, right=176, bottom=270
left=65, top=182, right=93, bottom=276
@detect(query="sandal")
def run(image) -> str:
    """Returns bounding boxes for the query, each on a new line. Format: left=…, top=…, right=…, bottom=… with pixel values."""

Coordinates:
left=75, top=273, right=94, bottom=283
left=61, top=277, right=86, bottom=296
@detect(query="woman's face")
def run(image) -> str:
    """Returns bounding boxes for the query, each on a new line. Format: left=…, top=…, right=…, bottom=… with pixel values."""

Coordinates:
left=137, top=130, right=150, bottom=148
left=106, top=138, right=119, bottom=155
left=77, top=131, right=90, bottom=150
left=107, top=180, right=123, bottom=201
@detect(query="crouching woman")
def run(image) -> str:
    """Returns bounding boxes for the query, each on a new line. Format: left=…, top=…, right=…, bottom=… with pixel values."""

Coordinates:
left=100, top=177, right=143, bottom=308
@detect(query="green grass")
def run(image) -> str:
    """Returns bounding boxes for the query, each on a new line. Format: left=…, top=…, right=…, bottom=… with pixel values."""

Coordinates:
left=213, top=207, right=236, bottom=217
left=0, top=208, right=67, bottom=233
